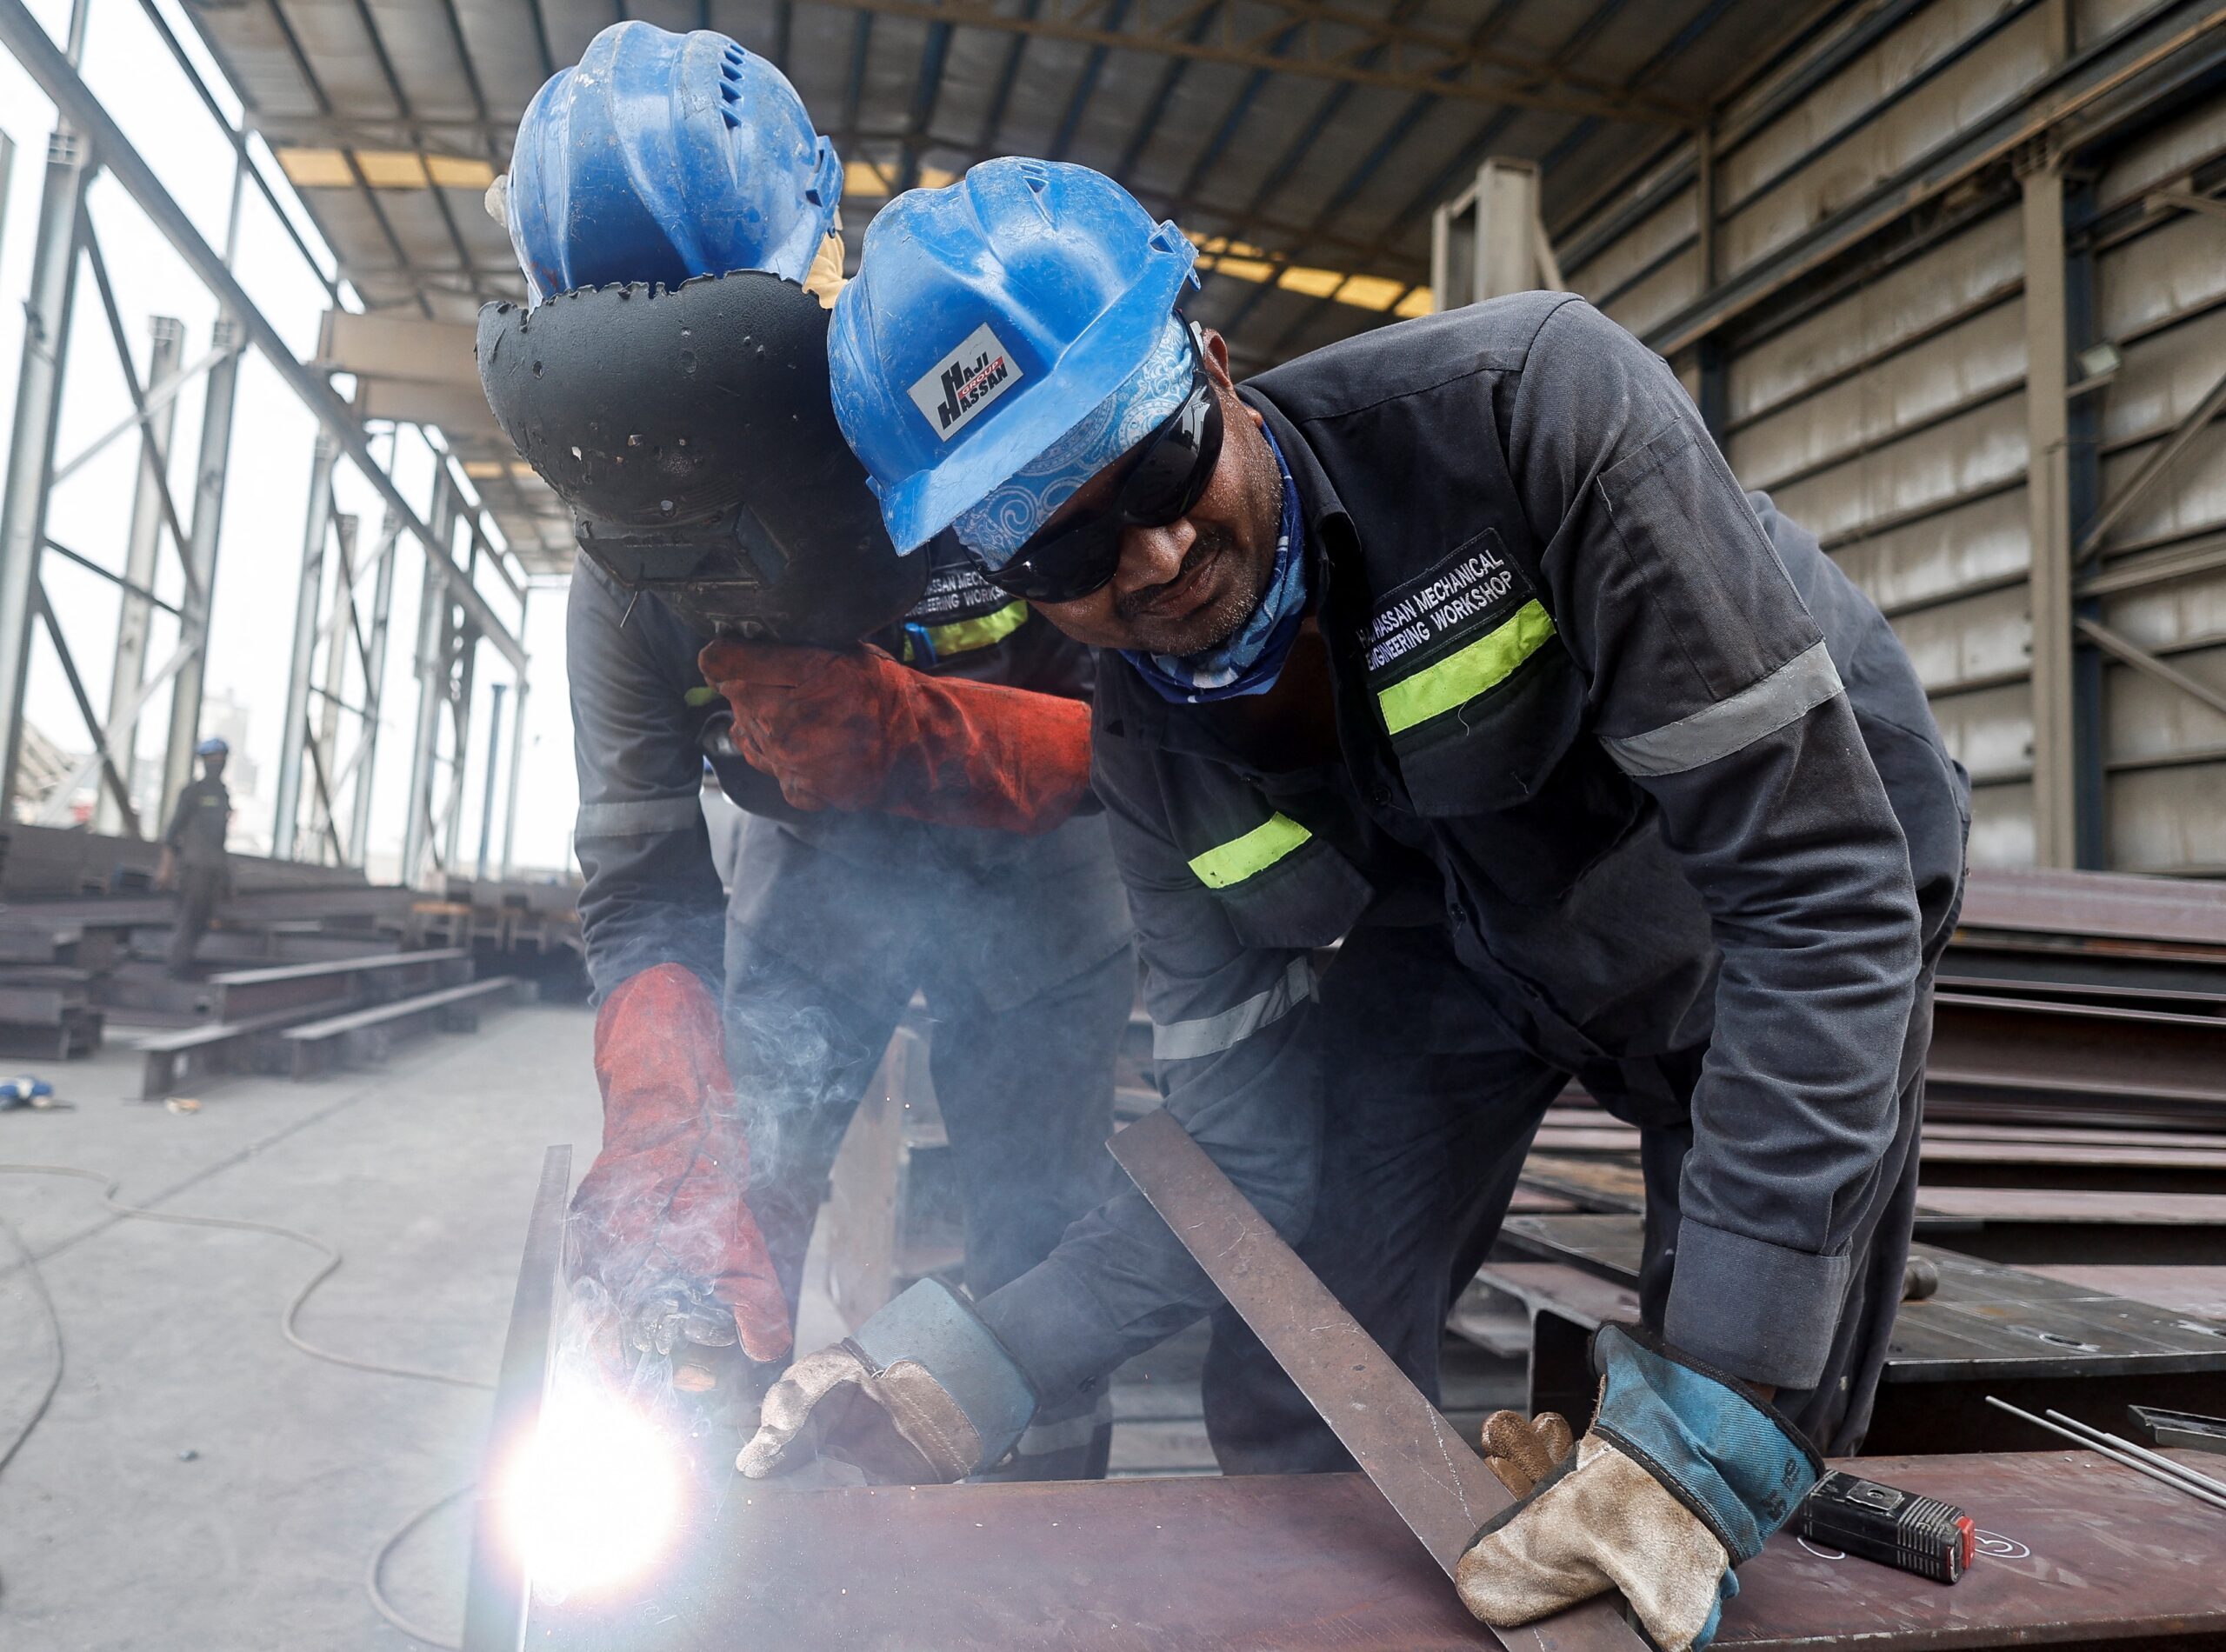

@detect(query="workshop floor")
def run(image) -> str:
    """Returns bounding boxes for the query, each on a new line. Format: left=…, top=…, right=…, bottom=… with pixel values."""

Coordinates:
left=0, top=1003, right=1527, bottom=1648
left=0, top=1002, right=602, bottom=1650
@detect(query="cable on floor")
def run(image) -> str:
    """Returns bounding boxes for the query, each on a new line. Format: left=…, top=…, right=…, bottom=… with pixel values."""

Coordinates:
left=0, top=1209, right=63, bottom=1478
left=365, top=1482, right=474, bottom=1650
left=0, top=1162, right=494, bottom=1390
left=0, top=1162, right=494, bottom=1646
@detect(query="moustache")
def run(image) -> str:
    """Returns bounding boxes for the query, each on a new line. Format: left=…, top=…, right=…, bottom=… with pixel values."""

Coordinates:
left=1115, top=530, right=1231, bottom=624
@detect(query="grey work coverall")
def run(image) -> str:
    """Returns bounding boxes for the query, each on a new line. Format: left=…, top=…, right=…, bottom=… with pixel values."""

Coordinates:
left=568, top=549, right=1135, bottom=1475
left=973, top=294, right=1969, bottom=1462
left=163, top=775, right=230, bottom=975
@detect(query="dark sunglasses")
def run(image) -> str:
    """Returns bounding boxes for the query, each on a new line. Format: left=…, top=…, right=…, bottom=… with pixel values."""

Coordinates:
left=957, top=325, right=1223, bottom=605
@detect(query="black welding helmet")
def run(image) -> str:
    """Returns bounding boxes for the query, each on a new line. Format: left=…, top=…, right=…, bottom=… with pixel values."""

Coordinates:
left=476, top=271, right=924, bottom=644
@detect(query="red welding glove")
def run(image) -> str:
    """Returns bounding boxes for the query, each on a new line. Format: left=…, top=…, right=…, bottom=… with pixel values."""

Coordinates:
left=698, top=639, right=1092, bottom=836
left=567, top=963, right=792, bottom=1365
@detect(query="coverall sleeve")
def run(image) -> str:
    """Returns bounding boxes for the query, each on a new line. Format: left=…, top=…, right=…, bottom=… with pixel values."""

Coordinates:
left=1506, top=299, right=1923, bottom=1390
left=566, top=566, right=729, bottom=1003
left=973, top=734, right=1323, bottom=1409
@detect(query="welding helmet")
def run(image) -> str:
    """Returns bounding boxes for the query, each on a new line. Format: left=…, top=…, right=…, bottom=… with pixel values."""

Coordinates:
left=477, top=273, right=922, bottom=644
left=503, top=22, right=842, bottom=303
left=827, top=157, right=1198, bottom=555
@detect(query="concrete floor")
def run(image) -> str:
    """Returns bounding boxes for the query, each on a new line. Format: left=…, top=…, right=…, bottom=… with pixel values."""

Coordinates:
left=0, top=1001, right=601, bottom=1650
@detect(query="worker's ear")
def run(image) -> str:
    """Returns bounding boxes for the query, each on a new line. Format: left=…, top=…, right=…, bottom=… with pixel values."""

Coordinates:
left=1199, top=326, right=1235, bottom=390
left=1197, top=328, right=1263, bottom=431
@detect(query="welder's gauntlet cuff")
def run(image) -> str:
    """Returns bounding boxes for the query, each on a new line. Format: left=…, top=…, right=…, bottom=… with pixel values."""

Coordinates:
left=1454, top=1324, right=1821, bottom=1652
left=737, top=1279, right=1037, bottom=1484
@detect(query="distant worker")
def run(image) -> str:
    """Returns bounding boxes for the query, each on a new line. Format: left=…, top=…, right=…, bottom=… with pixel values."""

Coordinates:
left=736, top=160, right=1971, bottom=1652
left=480, top=24, right=1133, bottom=1478
left=157, top=736, right=231, bottom=976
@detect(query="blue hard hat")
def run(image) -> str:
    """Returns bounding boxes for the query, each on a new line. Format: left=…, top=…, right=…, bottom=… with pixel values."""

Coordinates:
left=827, top=158, right=1197, bottom=555
left=504, top=22, right=841, bottom=301
left=196, top=736, right=228, bottom=757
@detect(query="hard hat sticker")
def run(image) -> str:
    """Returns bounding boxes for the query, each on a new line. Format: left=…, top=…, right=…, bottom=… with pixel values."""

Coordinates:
left=909, top=323, right=1023, bottom=441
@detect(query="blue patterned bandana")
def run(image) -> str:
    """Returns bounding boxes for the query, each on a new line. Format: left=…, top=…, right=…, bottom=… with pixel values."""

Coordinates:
left=950, top=315, right=1195, bottom=569
left=1122, top=423, right=1309, bottom=704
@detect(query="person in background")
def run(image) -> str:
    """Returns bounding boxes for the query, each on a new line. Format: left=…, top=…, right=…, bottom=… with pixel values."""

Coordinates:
left=157, top=736, right=231, bottom=976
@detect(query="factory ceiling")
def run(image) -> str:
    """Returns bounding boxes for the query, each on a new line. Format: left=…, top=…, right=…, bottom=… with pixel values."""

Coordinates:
left=181, top=0, right=1838, bottom=570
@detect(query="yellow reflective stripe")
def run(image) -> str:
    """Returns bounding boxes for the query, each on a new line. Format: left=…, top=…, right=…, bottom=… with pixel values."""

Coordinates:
left=684, top=685, right=723, bottom=707
left=1188, top=813, right=1312, bottom=889
left=1376, top=600, right=1556, bottom=736
left=923, top=598, right=1030, bottom=656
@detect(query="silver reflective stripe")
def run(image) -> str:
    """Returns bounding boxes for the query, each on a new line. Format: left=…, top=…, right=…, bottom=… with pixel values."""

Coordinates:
left=1152, top=956, right=1314, bottom=1062
left=1601, top=639, right=1844, bottom=778
left=575, top=795, right=706, bottom=839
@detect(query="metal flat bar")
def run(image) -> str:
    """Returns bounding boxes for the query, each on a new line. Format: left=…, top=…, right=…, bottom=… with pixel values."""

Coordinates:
left=1108, top=1109, right=1645, bottom=1652
left=463, top=1144, right=571, bottom=1652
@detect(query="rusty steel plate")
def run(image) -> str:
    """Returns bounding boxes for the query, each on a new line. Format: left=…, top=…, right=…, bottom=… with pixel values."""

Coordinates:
left=526, top=1450, right=2226, bottom=1650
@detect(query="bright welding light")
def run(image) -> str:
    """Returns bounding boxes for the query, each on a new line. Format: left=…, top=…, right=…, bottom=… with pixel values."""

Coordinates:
left=503, top=1378, right=683, bottom=1598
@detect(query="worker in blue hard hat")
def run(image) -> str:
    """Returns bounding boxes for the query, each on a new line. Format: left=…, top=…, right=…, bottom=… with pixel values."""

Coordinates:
left=157, top=736, right=232, bottom=976
left=736, top=157, right=1971, bottom=1651
left=481, top=25, right=1130, bottom=1479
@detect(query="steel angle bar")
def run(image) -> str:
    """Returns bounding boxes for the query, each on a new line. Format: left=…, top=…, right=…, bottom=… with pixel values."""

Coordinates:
left=2076, top=362, right=2226, bottom=563
left=463, top=1144, right=571, bottom=1652
left=33, top=586, right=139, bottom=835
left=0, top=0, right=526, bottom=670
left=1107, top=1108, right=1647, bottom=1652
left=2076, top=616, right=2226, bottom=723
left=43, top=537, right=181, bottom=616
left=50, top=334, right=239, bottom=487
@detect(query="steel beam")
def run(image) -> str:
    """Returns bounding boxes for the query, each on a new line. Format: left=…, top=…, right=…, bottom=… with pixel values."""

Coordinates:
left=350, top=509, right=401, bottom=865
left=2023, top=152, right=2077, bottom=869
left=312, top=513, right=358, bottom=856
left=95, top=315, right=184, bottom=836
left=161, top=316, right=239, bottom=824
left=498, top=596, right=528, bottom=882
left=804, top=0, right=1693, bottom=123
left=0, top=123, right=88, bottom=819
left=475, top=681, right=505, bottom=883
left=1643, top=0, right=2226, bottom=357
left=271, top=435, right=337, bottom=859
left=402, top=472, right=456, bottom=887
left=0, top=0, right=526, bottom=671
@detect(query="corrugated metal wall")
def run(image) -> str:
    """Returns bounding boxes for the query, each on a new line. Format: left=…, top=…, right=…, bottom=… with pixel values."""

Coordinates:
left=1558, top=0, right=2226, bottom=873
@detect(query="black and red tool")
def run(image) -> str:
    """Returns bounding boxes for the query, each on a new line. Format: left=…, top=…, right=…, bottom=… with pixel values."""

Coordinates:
left=1799, top=1469, right=1975, bottom=1584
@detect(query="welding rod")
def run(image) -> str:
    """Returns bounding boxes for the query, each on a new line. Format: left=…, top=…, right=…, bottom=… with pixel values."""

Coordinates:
left=2045, top=1409, right=2226, bottom=1502
left=1984, top=1396, right=2226, bottom=1513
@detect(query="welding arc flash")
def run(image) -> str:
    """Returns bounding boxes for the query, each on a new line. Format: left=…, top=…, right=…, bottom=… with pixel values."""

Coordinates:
left=503, top=1380, right=683, bottom=1597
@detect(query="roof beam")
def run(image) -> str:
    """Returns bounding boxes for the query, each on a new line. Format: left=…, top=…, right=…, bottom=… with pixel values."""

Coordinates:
left=804, top=0, right=1699, bottom=123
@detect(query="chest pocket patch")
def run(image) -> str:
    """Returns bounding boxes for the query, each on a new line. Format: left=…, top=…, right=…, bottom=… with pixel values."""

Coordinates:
left=1359, top=530, right=1573, bottom=816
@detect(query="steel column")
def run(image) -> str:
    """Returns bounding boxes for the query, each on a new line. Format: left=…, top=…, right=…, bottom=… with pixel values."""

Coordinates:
left=349, top=508, right=401, bottom=865
left=2021, top=151, right=2076, bottom=869
left=402, top=471, right=456, bottom=888
left=498, top=591, right=529, bottom=881
left=310, top=512, right=357, bottom=858
left=159, top=316, right=239, bottom=826
left=95, top=314, right=184, bottom=835
left=271, top=434, right=337, bottom=858
left=0, top=132, right=13, bottom=261
left=475, top=681, right=505, bottom=883
left=0, top=122, right=89, bottom=818
left=0, top=0, right=526, bottom=670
